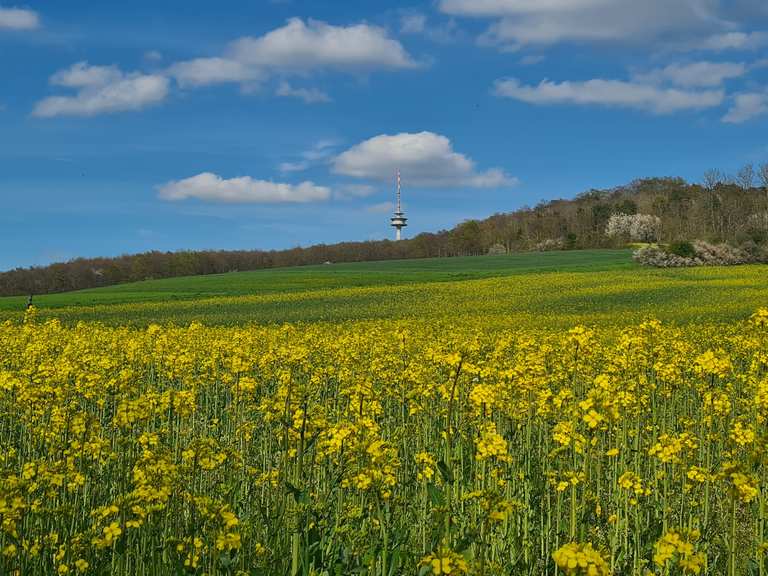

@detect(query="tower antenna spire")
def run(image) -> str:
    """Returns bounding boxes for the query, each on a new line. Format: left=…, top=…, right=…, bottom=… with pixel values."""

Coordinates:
left=390, top=168, right=408, bottom=241
left=396, top=169, right=401, bottom=213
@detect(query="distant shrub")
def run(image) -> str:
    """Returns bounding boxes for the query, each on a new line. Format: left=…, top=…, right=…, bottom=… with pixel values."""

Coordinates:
left=633, top=246, right=697, bottom=268
left=738, top=240, right=768, bottom=263
left=487, top=243, right=507, bottom=256
left=690, top=241, right=748, bottom=266
left=633, top=241, right=753, bottom=268
left=667, top=241, right=696, bottom=259
left=532, top=238, right=565, bottom=252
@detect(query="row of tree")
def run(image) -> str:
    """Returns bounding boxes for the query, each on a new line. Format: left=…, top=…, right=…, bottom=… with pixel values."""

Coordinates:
left=3, top=170, right=768, bottom=297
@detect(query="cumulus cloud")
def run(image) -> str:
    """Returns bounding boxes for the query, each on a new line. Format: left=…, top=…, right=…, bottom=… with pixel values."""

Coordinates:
left=722, top=92, right=768, bottom=123
left=333, top=131, right=514, bottom=188
left=33, top=62, right=169, bottom=117
left=689, top=31, right=768, bottom=51
left=440, top=0, right=730, bottom=48
left=169, top=18, right=418, bottom=92
left=0, top=6, right=39, bottom=30
left=231, top=18, right=417, bottom=71
left=157, top=172, right=331, bottom=203
left=276, top=81, right=331, bottom=103
left=169, top=57, right=261, bottom=88
left=633, top=61, right=746, bottom=87
left=50, top=62, right=123, bottom=88
left=494, top=77, right=724, bottom=114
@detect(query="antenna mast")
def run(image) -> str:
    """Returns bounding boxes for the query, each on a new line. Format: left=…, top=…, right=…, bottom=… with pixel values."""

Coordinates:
left=396, top=169, right=402, bottom=213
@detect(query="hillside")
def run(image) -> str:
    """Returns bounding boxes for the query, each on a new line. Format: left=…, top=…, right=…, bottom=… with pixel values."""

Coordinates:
left=3, top=175, right=767, bottom=297
left=3, top=249, right=766, bottom=328
left=0, top=250, right=631, bottom=311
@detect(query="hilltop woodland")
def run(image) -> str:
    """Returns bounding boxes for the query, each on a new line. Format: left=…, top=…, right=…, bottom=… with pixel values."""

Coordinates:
left=4, top=166, right=768, bottom=296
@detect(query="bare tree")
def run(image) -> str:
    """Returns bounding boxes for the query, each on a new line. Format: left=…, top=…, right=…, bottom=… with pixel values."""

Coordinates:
left=702, top=169, right=724, bottom=237
left=760, top=163, right=768, bottom=189
left=737, top=163, right=755, bottom=190
left=759, top=163, right=768, bottom=210
left=703, top=169, right=724, bottom=190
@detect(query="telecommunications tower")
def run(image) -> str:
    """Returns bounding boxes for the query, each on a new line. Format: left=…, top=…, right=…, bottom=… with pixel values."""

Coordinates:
left=390, top=169, right=407, bottom=241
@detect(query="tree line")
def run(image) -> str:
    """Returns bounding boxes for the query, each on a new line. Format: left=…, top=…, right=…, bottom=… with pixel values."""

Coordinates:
left=3, top=169, right=768, bottom=297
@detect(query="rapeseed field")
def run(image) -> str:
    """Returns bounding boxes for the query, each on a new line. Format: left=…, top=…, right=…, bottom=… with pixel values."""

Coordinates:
left=1, top=301, right=767, bottom=574
left=2, top=262, right=767, bottom=329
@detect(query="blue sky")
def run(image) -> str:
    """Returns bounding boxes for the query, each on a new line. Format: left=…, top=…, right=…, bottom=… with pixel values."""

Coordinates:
left=2, top=0, right=767, bottom=270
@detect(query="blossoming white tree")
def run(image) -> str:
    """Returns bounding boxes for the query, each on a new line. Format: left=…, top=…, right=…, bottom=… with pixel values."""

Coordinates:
left=605, top=213, right=661, bottom=243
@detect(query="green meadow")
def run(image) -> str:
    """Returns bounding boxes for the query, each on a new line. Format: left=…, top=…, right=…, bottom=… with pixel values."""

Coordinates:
left=1, top=249, right=766, bottom=328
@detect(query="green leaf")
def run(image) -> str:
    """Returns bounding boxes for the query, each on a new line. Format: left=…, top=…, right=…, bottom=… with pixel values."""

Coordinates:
left=387, top=550, right=402, bottom=576
left=284, top=480, right=306, bottom=504
left=454, top=530, right=478, bottom=553
left=427, top=483, right=445, bottom=506
left=436, top=460, right=454, bottom=484
left=218, top=551, right=233, bottom=568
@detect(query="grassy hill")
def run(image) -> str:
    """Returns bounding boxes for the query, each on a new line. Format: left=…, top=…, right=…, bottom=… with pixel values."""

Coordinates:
left=1, top=249, right=766, bottom=328
left=0, top=250, right=632, bottom=310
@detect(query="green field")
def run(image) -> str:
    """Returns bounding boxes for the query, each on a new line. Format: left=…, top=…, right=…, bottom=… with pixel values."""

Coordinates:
left=1, top=249, right=766, bottom=327
left=0, top=250, right=633, bottom=309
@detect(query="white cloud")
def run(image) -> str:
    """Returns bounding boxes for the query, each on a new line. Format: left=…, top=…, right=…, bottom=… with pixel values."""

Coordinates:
left=693, top=31, right=768, bottom=51
left=333, top=131, right=514, bottom=188
left=169, top=57, right=262, bottom=88
left=168, top=18, right=418, bottom=93
left=0, top=6, right=39, bottom=30
left=276, top=81, right=331, bottom=103
left=336, top=183, right=377, bottom=200
left=50, top=62, right=122, bottom=88
left=33, top=62, right=169, bottom=118
left=723, top=92, right=768, bottom=123
left=401, top=13, right=427, bottom=34
left=634, top=61, right=746, bottom=87
left=399, top=11, right=463, bottom=43
left=440, top=0, right=606, bottom=17
left=231, top=18, right=418, bottom=71
left=366, top=201, right=394, bottom=213
left=302, top=139, right=338, bottom=160
left=157, top=172, right=330, bottom=203
left=278, top=161, right=310, bottom=173
left=494, top=77, right=724, bottom=114
left=440, top=0, right=729, bottom=48
left=278, top=139, right=339, bottom=173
